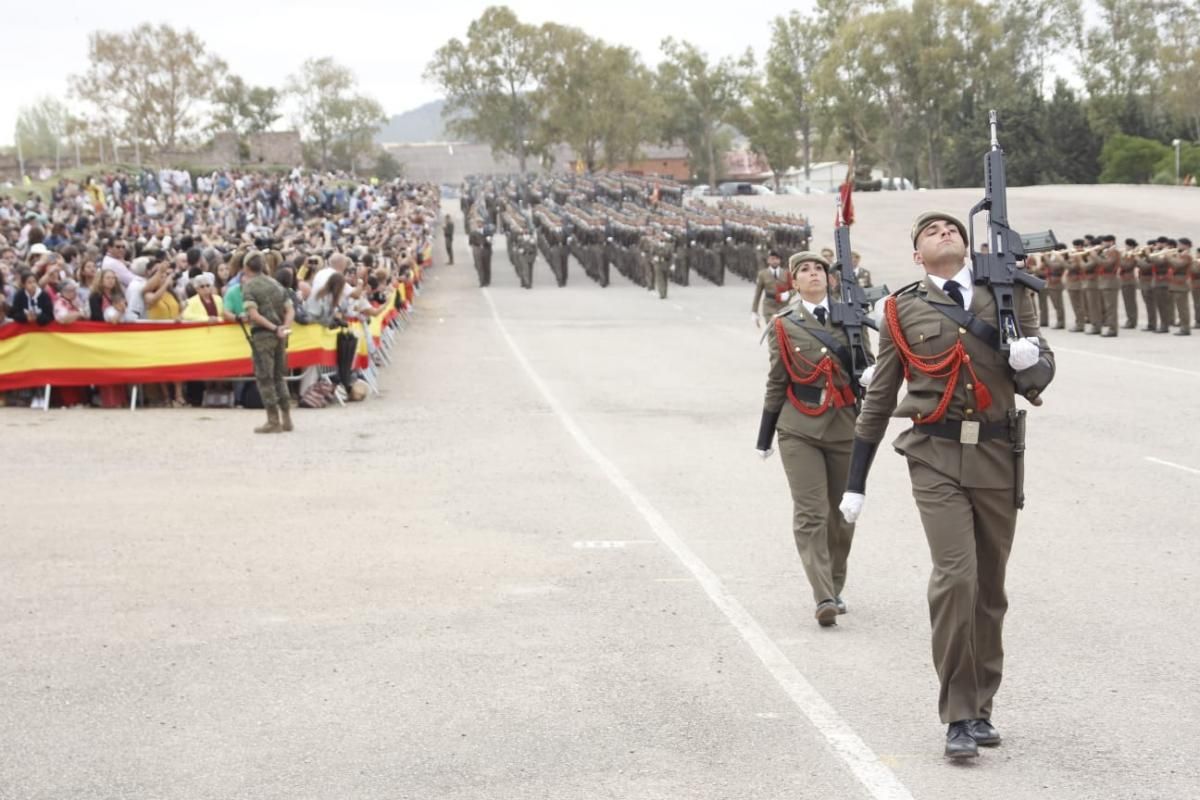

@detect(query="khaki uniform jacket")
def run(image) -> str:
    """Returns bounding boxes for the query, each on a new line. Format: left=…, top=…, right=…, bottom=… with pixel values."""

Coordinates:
left=752, top=266, right=790, bottom=318
left=1168, top=251, right=1193, bottom=291
left=854, top=276, right=1052, bottom=489
left=1096, top=248, right=1120, bottom=291
left=764, top=303, right=868, bottom=443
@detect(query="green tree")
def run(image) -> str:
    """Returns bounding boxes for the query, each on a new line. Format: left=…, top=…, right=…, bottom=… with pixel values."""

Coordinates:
left=424, top=6, right=553, bottom=173
left=1043, top=79, right=1102, bottom=183
left=655, top=38, right=753, bottom=187
left=70, top=23, right=227, bottom=154
left=288, top=57, right=386, bottom=171
left=736, top=81, right=799, bottom=190
left=762, top=12, right=824, bottom=187
left=1099, top=134, right=1170, bottom=183
left=14, top=98, right=68, bottom=168
left=212, top=76, right=281, bottom=137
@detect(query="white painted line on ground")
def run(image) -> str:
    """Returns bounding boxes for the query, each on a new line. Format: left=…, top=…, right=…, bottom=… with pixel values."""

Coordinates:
left=572, top=540, right=654, bottom=549
left=1145, top=456, right=1200, bottom=476
left=671, top=303, right=685, bottom=312
left=483, top=288, right=914, bottom=800
left=1053, top=345, right=1200, bottom=378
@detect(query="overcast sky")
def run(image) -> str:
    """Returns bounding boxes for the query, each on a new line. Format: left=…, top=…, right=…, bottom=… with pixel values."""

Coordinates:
left=1, top=1, right=813, bottom=148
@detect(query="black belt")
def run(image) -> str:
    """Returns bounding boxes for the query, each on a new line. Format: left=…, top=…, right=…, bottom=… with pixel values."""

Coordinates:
left=914, top=419, right=1008, bottom=443
left=791, top=383, right=822, bottom=404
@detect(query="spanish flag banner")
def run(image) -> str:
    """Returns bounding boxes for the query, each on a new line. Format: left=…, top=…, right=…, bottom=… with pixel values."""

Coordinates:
left=0, top=321, right=367, bottom=392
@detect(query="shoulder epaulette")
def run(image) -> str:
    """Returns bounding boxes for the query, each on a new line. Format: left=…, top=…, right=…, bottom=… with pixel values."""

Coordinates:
left=892, top=280, right=921, bottom=298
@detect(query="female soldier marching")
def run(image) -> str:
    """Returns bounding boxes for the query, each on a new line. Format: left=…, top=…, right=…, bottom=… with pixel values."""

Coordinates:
left=756, top=252, right=874, bottom=627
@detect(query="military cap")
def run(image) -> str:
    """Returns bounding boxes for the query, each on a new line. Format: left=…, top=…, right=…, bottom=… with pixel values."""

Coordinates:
left=911, top=211, right=967, bottom=248
left=1179, top=237, right=1192, bottom=246
left=788, top=251, right=831, bottom=274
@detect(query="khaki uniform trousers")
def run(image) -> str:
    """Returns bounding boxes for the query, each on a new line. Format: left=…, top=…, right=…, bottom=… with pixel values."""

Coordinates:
left=1046, top=286, right=1065, bottom=328
left=778, top=430, right=855, bottom=605
left=1101, top=288, right=1120, bottom=332
left=1037, top=290, right=1049, bottom=327
left=1083, top=286, right=1103, bottom=331
left=1067, top=287, right=1087, bottom=330
left=1171, top=287, right=1192, bottom=332
left=1193, top=285, right=1200, bottom=328
left=1140, top=281, right=1158, bottom=330
left=1154, top=285, right=1174, bottom=330
left=1121, top=283, right=1138, bottom=327
left=908, top=460, right=1017, bottom=724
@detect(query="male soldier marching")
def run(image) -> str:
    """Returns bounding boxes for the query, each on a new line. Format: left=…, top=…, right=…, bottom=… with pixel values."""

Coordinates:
left=242, top=251, right=296, bottom=433
left=1137, top=241, right=1158, bottom=332
left=852, top=251, right=873, bottom=288
left=839, top=212, right=1054, bottom=759
left=751, top=250, right=790, bottom=328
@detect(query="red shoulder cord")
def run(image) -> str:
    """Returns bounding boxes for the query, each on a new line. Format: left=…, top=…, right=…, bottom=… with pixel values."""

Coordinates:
left=774, top=317, right=855, bottom=416
left=883, top=295, right=992, bottom=424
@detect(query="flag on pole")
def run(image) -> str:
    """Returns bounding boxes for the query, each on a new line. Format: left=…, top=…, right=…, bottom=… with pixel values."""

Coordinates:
left=837, top=151, right=856, bottom=227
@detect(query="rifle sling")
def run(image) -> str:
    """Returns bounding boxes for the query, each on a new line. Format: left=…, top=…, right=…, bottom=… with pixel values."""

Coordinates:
left=801, top=324, right=856, bottom=381
left=920, top=297, right=1002, bottom=351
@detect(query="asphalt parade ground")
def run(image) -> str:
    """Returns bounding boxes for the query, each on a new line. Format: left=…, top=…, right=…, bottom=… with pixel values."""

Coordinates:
left=3, top=185, right=1199, bottom=799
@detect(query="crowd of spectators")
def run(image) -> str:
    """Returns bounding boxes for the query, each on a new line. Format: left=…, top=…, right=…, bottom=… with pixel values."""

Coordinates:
left=0, top=168, right=441, bottom=409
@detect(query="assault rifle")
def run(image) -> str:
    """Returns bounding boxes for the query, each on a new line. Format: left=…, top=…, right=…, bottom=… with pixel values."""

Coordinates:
left=827, top=207, right=882, bottom=399
left=968, top=110, right=1054, bottom=351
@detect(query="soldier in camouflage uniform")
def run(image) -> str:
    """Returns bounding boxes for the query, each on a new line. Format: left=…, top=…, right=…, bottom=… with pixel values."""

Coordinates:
left=242, top=251, right=296, bottom=434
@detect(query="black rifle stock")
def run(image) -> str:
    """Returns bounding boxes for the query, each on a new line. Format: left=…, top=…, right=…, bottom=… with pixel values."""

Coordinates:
left=828, top=221, right=877, bottom=399
left=968, top=110, right=1051, bottom=352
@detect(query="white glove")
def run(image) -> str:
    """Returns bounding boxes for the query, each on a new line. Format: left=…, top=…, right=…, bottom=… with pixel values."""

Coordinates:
left=1008, top=337, right=1040, bottom=371
left=839, top=492, right=865, bottom=524
left=757, top=448, right=774, bottom=460
left=777, top=290, right=791, bottom=302
left=752, top=312, right=761, bottom=328
left=859, top=364, right=876, bottom=387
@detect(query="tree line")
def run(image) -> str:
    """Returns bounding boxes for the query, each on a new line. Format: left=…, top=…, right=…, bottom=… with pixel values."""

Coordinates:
left=425, top=1, right=1200, bottom=188
left=13, top=23, right=389, bottom=174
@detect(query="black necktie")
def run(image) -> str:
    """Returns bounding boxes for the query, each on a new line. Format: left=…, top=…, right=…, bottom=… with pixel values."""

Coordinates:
left=943, top=279, right=965, bottom=308
left=814, top=306, right=827, bottom=325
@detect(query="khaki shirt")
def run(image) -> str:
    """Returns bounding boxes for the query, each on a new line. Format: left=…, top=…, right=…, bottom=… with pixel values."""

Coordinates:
left=764, top=303, right=870, bottom=443
left=855, top=276, right=1052, bottom=489
left=752, top=266, right=789, bottom=317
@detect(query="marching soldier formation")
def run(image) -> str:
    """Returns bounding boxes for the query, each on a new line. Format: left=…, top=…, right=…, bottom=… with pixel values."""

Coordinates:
left=1034, top=235, right=1198, bottom=335
left=457, top=174, right=812, bottom=295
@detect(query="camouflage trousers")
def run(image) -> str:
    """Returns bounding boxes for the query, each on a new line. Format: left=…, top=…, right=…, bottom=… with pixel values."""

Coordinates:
left=251, top=330, right=289, bottom=409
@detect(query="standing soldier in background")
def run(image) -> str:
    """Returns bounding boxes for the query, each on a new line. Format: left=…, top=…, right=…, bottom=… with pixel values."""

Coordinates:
left=443, top=213, right=455, bottom=265
left=1119, top=239, right=1139, bottom=329
left=1043, top=243, right=1067, bottom=329
left=1137, top=241, right=1158, bottom=332
left=1150, top=238, right=1175, bottom=332
left=1064, top=240, right=1089, bottom=332
left=1080, top=241, right=1102, bottom=334
left=242, top=252, right=295, bottom=434
left=751, top=250, right=790, bottom=328
left=1095, top=235, right=1120, bottom=337
left=1029, top=254, right=1049, bottom=326
left=1168, top=237, right=1192, bottom=335
left=839, top=212, right=1055, bottom=759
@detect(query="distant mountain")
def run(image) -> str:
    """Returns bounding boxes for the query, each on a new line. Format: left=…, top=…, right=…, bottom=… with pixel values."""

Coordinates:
left=376, top=99, right=469, bottom=144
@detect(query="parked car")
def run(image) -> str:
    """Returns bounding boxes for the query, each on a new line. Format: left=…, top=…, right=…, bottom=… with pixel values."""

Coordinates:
left=689, top=184, right=716, bottom=198
left=718, top=182, right=774, bottom=196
